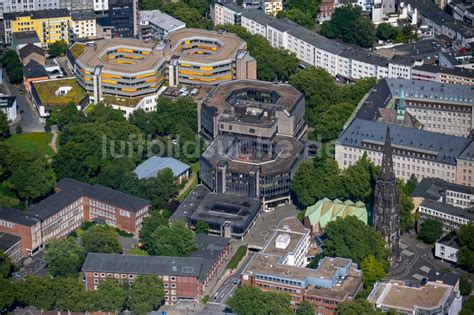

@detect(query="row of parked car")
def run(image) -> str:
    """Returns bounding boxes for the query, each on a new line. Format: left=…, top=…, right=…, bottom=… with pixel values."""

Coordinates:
left=178, top=86, right=199, bottom=97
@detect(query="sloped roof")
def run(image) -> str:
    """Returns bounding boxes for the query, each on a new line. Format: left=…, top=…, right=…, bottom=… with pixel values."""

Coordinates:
left=19, top=44, right=45, bottom=60
left=133, top=156, right=190, bottom=179
left=23, top=60, right=48, bottom=79
left=305, top=197, right=367, bottom=229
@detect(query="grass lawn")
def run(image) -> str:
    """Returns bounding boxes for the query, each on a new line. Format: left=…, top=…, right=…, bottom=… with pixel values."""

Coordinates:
left=6, top=132, right=54, bottom=157
left=178, top=162, right=199, bottom=202
left=226, top=245, right=247, bottom=270
left=129, top=248, right=148, bottom=256
left=0, top=182, right=20, bottom=208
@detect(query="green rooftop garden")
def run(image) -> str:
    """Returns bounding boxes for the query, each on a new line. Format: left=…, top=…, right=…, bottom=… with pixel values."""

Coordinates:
left=102, top=95, right=144, bottom=108
left=34, top=78, right=88, bottom=106
left=70, top=43, right=85, bottom=59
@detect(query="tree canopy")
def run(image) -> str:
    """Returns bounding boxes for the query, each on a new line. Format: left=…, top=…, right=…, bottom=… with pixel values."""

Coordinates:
left=215, top=25, right=299, bottom=81
left=296, top=300, right=315, bottom=315
left=1, top=50, right=23, bottom=84
left=291, top=153, right=379, bottom=208
left=128, top=275, right=165, bottom=314
left=81, top=225, right=122, bottom=254
left=418, top=219, right=443, bottom=244
left=289, top=67, right=376, bottom=142
left=458, top=221, right=474, bottom=272
left=0, top=112, right=10, bottom=139
left=228, top=285, right=292, bottom=315
left=320, top=6, right=375, bottom=48
left=45, top=237, right=85, bottom=277
left=47, top=41, right=68, bottom=57
left=92, top=278, right=127, bottom=312
left=0, top=251, right=15, bottom=278
left=147, top=220, right=196, bottom=256
left=324, top=216, right=389, bottom=268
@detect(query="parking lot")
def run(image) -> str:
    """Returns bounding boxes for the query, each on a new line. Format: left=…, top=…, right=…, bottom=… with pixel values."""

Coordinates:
left=243, top=204, right=300, bottom=250
left=162, top=85, right=212, bottom=100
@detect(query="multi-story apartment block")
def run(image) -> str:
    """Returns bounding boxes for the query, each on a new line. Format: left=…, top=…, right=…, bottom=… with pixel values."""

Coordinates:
left=93, top=0, right=108, bottom=11
left=262, top=0, right=282, bottom=16
left=0, top=178, right=150, bottom=259
left=368, top=279, right=462, bottom=314
left=336, top=119, right=473, bottom=184
left=0, top=0, right=59, bottom=16
left=83, top=235, right=229, bottom=304
left=71, top=11, right=96, bottom=39
left=3, top=9, right=72, bottom=47
left=68, top=29, right=256, bottom=102
left=241, top=219, right=363, bottom=313
left=338, top=49, right=389, bottom=80
left=411, top=64, right=474, bottom=86
left=241, top=9, right=272, bottom=37
left=0, top=92, right=17, bottom=122
left=59, top=0, right=93, bottom=11
left=212, top=4, right=418, bottom=81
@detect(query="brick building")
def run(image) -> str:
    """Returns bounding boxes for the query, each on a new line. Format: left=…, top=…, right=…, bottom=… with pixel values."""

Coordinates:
left=0, top=206, right=42, bottom=256
left=0, top=178, right=150, bottom=259
left=83, top=235, right=230, bottom=305
left=240, top=218, right=362, bottom=313
left=0, top=232, right=23, bottom=263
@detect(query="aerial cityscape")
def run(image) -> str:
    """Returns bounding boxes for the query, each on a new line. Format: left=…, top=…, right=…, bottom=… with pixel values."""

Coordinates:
left=0, top=0, right=472, bottom=314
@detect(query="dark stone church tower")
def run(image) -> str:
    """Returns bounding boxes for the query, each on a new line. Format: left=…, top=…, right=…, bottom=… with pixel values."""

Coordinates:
left=373, top=126, right=401, bottom=261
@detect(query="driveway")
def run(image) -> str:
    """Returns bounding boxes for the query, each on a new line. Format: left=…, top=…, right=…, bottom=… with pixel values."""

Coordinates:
left=3, top=69, right=44, bottom=132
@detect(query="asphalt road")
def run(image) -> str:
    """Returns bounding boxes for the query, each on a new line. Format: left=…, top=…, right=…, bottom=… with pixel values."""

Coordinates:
left=3, top=69, right=44, bottom=132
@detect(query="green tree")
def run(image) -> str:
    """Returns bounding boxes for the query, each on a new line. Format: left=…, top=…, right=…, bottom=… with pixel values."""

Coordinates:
left=337, top=299, right=375, bottom=314
left=139, top=211, right=168, bottom=250
left=324, top=216, right=389, bottom=267
left=460, top=296, right=474, bottom=315
left=7, top=148, right=56, bottom=204
left=147, top=221, right=196, bottom=256
left=2, top=50, right=23, bottom=84
left=0, top=111, right=10, bottom=139
left=228, top=285, right=292, bottom=315
left=81, top=225, right=122, bottom=254
left=457, top=221, right=474, bottom=272
left=397, top=179, right=415, bottom=232
left=320, top=5, right=375, bottom=48
left=215, top=25, right=299, bottom=81
left=376, top=23, right=398, bottom=41
left=0, top=251, right=15, bottom=278
left=145, top=168, right=178, bottom=209
left=195, top=220, right=209, bottom=234
left=54, top=102, right=86, bottom=130
left=53, top=277, right=90, bottom=312
left=459, top=276, right=472, bottom=296
left=92, top=278, right=127, bottom=312
left=418, top=219, right=443, bottom=244
left=296, top=300, right=315, bottom=315
left=280, top=9, right=315, bottom=29
left=128, top=275, right=165, bottom=314
left=0, top=278, right=16, bottom=311
left=45, top=237, right=85, bottom=277
left=47, top=40, right=68, bottom=57
left=360, top=255, right=386, bottom=288
left=16, top=275, right=56, bottom=310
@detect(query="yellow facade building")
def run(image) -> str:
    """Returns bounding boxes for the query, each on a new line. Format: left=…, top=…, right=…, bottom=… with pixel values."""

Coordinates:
left=4, top=9, right=72, bottom=47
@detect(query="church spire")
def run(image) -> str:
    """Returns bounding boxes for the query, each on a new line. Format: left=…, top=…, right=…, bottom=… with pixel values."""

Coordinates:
left=380, top=126, right=395, bottom=181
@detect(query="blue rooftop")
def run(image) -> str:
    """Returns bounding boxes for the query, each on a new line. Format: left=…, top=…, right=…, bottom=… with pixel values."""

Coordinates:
left=134, top=156, right=190, bottom=179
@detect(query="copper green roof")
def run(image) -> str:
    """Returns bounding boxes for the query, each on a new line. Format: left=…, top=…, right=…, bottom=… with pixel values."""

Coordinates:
left=305, top=198, right=368, bottom=229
